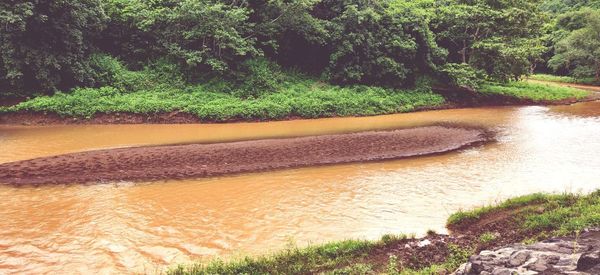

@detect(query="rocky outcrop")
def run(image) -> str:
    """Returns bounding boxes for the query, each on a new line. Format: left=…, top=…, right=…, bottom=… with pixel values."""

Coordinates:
left=454, top=228, right=600, bottom=274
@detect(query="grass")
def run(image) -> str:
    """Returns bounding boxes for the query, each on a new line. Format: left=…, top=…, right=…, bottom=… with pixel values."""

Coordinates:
left=448, top=190, right=600, bottom=237
left=478, top=232, right=498, bottom=244
left=479, top=81, right=589, bottom=101
left=168, top=234, right=409, bottom=275
left=1, top=79, right=445, bottom=121
left=2, top=73, right=595, bottom=122
left=395, top=244, right=473, bottom=275
left=446, top=193, right=568, bottom=226
left=529, top=74, right=600, bottom=85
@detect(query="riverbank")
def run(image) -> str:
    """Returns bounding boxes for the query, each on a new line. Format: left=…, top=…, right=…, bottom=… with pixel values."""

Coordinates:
left=168, top=190, right=600, bottom=274
left=0, top=80, right=595, bottom=125
left=0, top=125, right=490, bottom=185
left=529, top=74, right=600, bottom=87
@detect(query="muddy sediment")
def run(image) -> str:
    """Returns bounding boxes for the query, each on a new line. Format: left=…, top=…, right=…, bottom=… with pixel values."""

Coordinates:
left=0, top=126, right=490, bottom=185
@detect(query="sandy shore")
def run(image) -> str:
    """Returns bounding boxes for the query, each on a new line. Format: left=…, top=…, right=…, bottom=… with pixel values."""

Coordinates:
left=0, top=126, right=490, bottom=185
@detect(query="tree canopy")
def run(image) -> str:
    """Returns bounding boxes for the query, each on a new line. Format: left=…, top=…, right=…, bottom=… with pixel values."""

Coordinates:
left=0, top=0, right=597, bottom=96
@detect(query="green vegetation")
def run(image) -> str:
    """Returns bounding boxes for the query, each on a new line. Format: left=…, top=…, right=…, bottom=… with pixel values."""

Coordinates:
left=530, top=74, right=600, bottom=86
left=1, top=75, right=444, bottom=121
left=4, top=0, right=590, bottom=120
left=479, top=81, right=589, bottom=101
left=478, top=232, right=498, bottom=244
left=537, top=2, right=600, bottom=82
left=394, top=245, right=473, bottom=275
left=167, top=235, right=473, bottom=275
left=447, top=193, right=572, bottom=226
left=547, top=9, right=600, bottom=82
left=169, top=235, right=406, bottom=275
left=449, top=190, right=600, bottom=236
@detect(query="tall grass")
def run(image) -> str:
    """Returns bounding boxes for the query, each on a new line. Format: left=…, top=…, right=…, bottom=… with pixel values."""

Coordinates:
left=448, top=190, right=600, bottom=236
left=480, top=81, right=589, bottom=101
left=529, top=74, right=599, bottom=85
left=168, top=235, right=410, bottom=275
left=4, top=79, right=445, bottom=121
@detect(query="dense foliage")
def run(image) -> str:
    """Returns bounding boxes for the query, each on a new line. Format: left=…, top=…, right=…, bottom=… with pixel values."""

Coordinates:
left=548, top=9, right=600, bottom=81
left=0, top=0, right=105, bottom=95
left=539, top=1, right=600, bottom=81
left=2, top=71, right=445, bottom=120
left=2, top=0, right=578, bottom=98
left=432, top=0, right=546, bottom=82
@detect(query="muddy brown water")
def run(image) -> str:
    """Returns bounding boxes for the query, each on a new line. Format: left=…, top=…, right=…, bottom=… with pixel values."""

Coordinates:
left=1, top=102, right=600, bottom=274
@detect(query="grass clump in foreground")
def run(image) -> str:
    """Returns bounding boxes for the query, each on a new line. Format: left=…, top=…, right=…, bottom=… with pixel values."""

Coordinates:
left=168, top=234, right=407, bottom=275
left=529, top=74, right=600, bottom=86
left=449, top=190, right=600, bottom=236
left=168, top=190, right=600, bottom=275
left=1, top=76, right=445, bottom=121
left=168, top=234, right=473, bottom=275
left=479, top=81, right=589, bottom=101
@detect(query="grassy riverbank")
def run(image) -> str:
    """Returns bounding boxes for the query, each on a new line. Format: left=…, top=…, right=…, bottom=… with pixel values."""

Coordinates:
left=529, top=74, right=600, bottom=86
left=0, top=79, right=445, bottom=121
left=479, top=81, right=589, bottom=101
left=0, top=77, right=592, bottom=123
left=169, top=190, right=600, bottom=274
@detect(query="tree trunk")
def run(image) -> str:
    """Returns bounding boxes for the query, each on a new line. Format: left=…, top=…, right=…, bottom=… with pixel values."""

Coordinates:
left=461, top=39, right=467, bottom=63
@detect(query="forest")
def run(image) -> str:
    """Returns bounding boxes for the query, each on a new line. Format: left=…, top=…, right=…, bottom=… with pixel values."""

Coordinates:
left=1, top=0, right=599, bottom=120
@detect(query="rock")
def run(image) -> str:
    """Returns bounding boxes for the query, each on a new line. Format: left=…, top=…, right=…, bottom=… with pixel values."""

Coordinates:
left=577, top=250, right=600, bottom=271
left=452, top=228, right=600, bottom=275
left=526, top=257, right=550, bottom=272
left=509, top=250, right=531, bottom=266
left=417, top=239, right=431, bottom=247
left=491, top=268, right=512, bottom=275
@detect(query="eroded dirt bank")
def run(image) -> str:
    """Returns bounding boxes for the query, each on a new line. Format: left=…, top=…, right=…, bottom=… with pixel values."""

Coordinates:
left=0, top=126, right=490, bottom=185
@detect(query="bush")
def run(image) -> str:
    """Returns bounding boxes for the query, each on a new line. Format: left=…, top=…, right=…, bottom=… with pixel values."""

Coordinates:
left=439, top=63, right=485, bottom=89
left=89, top=54, right=185, bottom=92
left=235, top=58, right=285, bottom=98
left=5, top=75, right=446, bottom=120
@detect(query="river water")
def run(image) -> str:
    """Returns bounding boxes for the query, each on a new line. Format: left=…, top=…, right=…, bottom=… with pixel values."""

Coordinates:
left=1, top=102, right=600, bottom=274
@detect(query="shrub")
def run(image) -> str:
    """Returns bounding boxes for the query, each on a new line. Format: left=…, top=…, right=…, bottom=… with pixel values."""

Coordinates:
left=234, top=58, right=285, bottom=98
left=440, top=63, right=485, bottom=89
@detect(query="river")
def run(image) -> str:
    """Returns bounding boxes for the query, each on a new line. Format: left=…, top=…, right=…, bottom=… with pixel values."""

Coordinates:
left=1, top=101, right=600, bottom=274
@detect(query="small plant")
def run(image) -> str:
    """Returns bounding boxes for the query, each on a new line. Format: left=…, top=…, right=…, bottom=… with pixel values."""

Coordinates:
left=327, top=263, right=373, bottom=275
left=478, top=232, right=498, bottom=244
left=386, top=255, right=401, bottom=275
left=380, top=233, right=408, bottom=245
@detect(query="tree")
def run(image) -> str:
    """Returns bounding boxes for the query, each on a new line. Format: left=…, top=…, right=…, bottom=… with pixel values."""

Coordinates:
left=549, top=9, right=600, bottom=81
left=432, top=0, right=547, bottom=81
left=0, top=0, right=106, bottom=95
left=155, top=0, right=259, bottom=76
left=322, top=0, right=445, bottom=87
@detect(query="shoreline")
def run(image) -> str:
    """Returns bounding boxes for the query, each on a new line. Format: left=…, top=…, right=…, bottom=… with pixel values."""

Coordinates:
left=0, top=125, right=490, bottom=186
left=1, top=81, right=598, bottom=125
left=0, top=96, right=597, bottom=126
